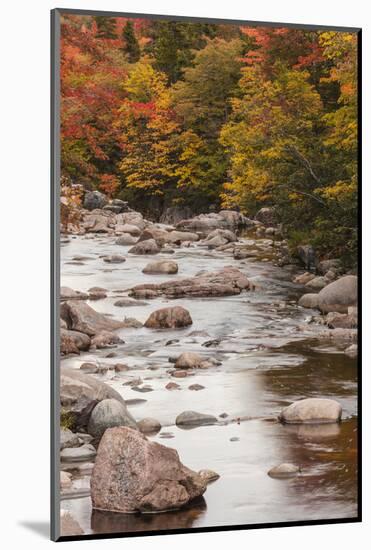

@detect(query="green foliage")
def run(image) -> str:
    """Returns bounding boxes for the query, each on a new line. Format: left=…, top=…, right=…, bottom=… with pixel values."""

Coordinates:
left=93, top=16, right=117, bottom=39
left=60, top=410, right=75, bottom=431
left=122, top=20, right=140, bottom=63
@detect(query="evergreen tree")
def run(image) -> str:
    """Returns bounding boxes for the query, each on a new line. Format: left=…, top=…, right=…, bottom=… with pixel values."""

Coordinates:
left=122, top=20, right=140, bottom=63
left=94, top=16, right=117, bottom=39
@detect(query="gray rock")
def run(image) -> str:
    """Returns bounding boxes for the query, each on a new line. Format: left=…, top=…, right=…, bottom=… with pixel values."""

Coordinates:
left=144, top=306, right=192, bottom=329
left=298, top=293, right=319, bottom=309
left=160, top=206, right=193, bottom=225
left=305, top=276, right=328, bottom=291
left=103, top=255, right=126, bottom=264
left=60, top=428, right=80, bottom=450
left=60, top=300, right=125, bottom=336
left=138, top=418, right=162, bottom=434
left=268, top=463, right=300, bottom=479
left=198, top=469, right=220, bottom=484
left=175, top=352, right=204, bottom=369
left=60, top=443, right=97, bottom=462
left=83, top=190, right=107, bottom=211
left=143, top=260, right=178, bottom=274
left=255, top=207, right=276, bottom=226
left=60, top=471, right=73, bottom=489
left=293, top=272, right=315, bottom=285
left=91, top=427, right=206, bottom=512
left=317, top=275, right=358, bottom=313
left=129, top=239, right=160, bottom=255
left=114, top=298, right=148, bottom=307
left=175, top=411, right=217, bottom=427
left=115, top=233, right=137, bottom=246
left=167, top=230, right=199, bottom=243
left=88, top=398, right=137, bottom=439
left=60, top=287, right=89, bottom=301
left=91, top=331, right=122, bottom=349
left=297, top=245, right=317, bottom=270
left=317, top=259, right=341, bottom=275
left=279, top=398, right=342, bottom=424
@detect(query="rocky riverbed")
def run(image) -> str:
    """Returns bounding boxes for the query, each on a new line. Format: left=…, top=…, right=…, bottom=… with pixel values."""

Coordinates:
left=59, top=204, right=358, bottom=536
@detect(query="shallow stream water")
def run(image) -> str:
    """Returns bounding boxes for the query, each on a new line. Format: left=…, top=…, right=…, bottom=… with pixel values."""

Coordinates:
left=60, top=233, right=358, bottom=534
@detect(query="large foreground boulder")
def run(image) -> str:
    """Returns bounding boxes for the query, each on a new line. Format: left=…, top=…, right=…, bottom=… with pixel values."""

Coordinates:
left=88, top=398, right=137, bottom=439
left=144, top=306, right=192, bottom=329
left=60, top=368, right=125, bottom=429
left=60, top=300, right=125, bottom=336
left=317, top=275, right=357, bottom=313
left=91, top=427, right=207, bottom=513
left=278, top=398, right=342, bottom=424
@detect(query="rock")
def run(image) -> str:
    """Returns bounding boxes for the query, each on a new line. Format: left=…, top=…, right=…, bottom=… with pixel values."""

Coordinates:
left=325, top=311, right=357, bottom=329
left=278, top=398, right=342, bottom=424
left=160, top=206, right=193, bottom=225
left=175, top=411, right=217, bottom=427
left=91, top=331, right=122, bottom=349
left=298, top=293, right=319, bottom=309
left=129, top=239, right=160, bottom=255
left=60, top=471, right=73, bottom=489
left=79, top=362, right=98, bottom=374
left=60, top=328, right=91, bottom=355
left=144, top=306, right=192, bottom=329
left=324, top=270, right=336, bottom=282
left=115, top=233, right=137, bottom=246
left=143, top=260, right=178, bottom=274
left=60, top=367, right=125, bottom=429
left=118, top=224, right=141, bottom=236
left=317, top=259, right=341, bottom=275
left=167, top=231, right=199, bottom=243
left=205, top=228, right=237, bottom=243
left=88, top=398, right=137, bottom=440
left=138, top=418, right=162, bottom=434
left=114, top=298, right=148, bottom=307
left=91, top=427, right=206, bottom=512
left=88, top=286, right=107, bottom=300
left=205, top=235, right=228, bottom=248
left=60, top=318, right=67, bottom=329
left=166, top=382, right=181, bottom=390
left=188, top=384, right=205, bottom=391
left=297, top=245, right=317, bottom=270
left=345, top=344, right=358, bottom=357
left=60, top=300, right=125, bottom=336
left=293, top=272, right=315, bottom=285
left=176, top=211, right=250, bottom=232
left=305, top=276, right=328, bottom=291
left=114, top=363, right=130, bottom=372
left=317, top=275, right=358, bottom=313
left=60, top=443, right=97, bottom=462
left=268, top=463, right=300, bottom=479
left=255, top=207, right=276, bottom=225
left=129, top=266, right=251, bottom=299
left=83, top=190, right=108, bottom=211
left=60, top=510, right=84, bottom=536
left=175, top=352, right=204, bottom=369
left=171, top=370, right=189, bottom=378
left=198, top=469, right=220, bottom=484
left=60, top=428, right=80, bottom=450
left=103, top=255, right=126, bottom=264
left=230, top=437, right=239, bottom=442
left=131, top=385, right=153, bottom=393
left=60, top=287, right=89, bottom=301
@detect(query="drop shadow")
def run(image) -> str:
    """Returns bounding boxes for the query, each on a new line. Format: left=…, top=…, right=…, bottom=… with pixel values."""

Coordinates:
left=18, top=521, right=50, bottom=539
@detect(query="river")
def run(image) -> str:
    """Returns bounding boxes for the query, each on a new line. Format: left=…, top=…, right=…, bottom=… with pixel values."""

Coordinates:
left=60, top=231, right=358, bottom=534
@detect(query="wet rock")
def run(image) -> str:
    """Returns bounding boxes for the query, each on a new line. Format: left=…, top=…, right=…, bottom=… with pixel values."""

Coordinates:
left=60, top=300, right=125, bottom=336
left=103, top=255, right=126, bottom=264
left=171, top=370, right=189, bottom=378
left=175, top=411, right=217, bottom=427
left=131, top=385, right=153, bottom=393
left=144, top=306, right=192, bottom=329
left=60, top=287, right=89, bottom=301
left=88, top=286, right=108, bottom=300
left=198, top=469, right=220, bottom=484
left=143, top=260, right=178, bottom=274
left=298, top=293, right=319, bottom=309
left=60, top=328, right=91, bottom=355
left=305, top=276, right=327, bottom=291
left=115, top=233, right=137, bottom=246
left=129, top=239, right=160, bottom=255
left=60, top=510, right=84, bottom=536
left=317, top=275, right=358, bottom=313
left=91, top=427, right=206, bottom=512
left=268, top=463, right=300, bottom=479
left=60, top=471, right=73, bottom=489
left=129, top=267, right=251, bottom=299
left=79, top=362, right=98, bottom=374
left=60, top=428, right=80, bottom=450
left=91, top=331, right=123, bottom=349
left=60, top=367, right=125, bottom=428
left=293, top=272, right=315, bottom=285
left=188, top=384, right=205, bottom=391
left=114, top=298, right=148, bottom=307
left=88, top=398, right=137, bottom=440
left=166, top=382, right=181, bottom=390
left=278, top=398, right=342, bottom=424
left=138, top=418, right=162, bottom=434
left=175, top=352, right=204, bottom=369
left=297, top=245, right=317, bottom=270
left=123, top=377, right=142, bottom=387
left=60, top=443, right=97, bottom=462
left=83, top=190, right=108, bottom=211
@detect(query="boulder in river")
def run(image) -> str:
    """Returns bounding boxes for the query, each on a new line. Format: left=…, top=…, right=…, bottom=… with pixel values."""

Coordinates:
left=60, top=300, right=125, bottom=336
left=325, top=311, right=357, bottom=329
left=88, top=398, right=137, bottom=440
left=198, top=469, right=220, bottom=484
left=60, top=367, right=125, bottom=429
left=91, top=331, right=123, bottom=349
left=128, top=238, right=160, bottom=255
left=175, top=352, right=204, bottom=369
left=60, top=328, right=91, bottom=355
left=91, top=427, right=207, bottom=513
left=298, top=293, right=319, bottom=309
left=103, top=255, right=126, bottom=264
left=317, top=275, right=357, bottom=313
left=138, top=418, right=162, bottom=434
left=268, top=463, right=300, bottom=479
left=115, top=233, right=138, bottom=246
left=166, top=230, right=199, bottom=243
left=60, top=443, right=96, bottom=462
left=305, top=276, right=328, bottom=291
left=278, top=398, right=342, bottom=424
left=60, top=287, right=89, bottom=301
left=175, top=411, right=218, bottom=427
left=144, top=306, right=193, bottom=329
left=143, top=260, right=178, bottom=274
left=83, top=190, right=108, bottom=211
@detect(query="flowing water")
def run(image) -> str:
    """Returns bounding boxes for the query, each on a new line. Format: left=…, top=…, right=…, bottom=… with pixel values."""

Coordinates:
left=60, top=233, right=358, bottom=534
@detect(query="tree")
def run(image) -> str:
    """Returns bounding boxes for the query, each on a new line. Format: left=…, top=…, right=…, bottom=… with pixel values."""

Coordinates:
left=122, top=20, right=140, bottom=63
left=93, top=16, right=117, bottom=39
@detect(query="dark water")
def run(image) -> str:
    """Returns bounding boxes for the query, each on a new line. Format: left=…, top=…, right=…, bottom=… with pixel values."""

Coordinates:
left=60, top=234, right=358, bottom=534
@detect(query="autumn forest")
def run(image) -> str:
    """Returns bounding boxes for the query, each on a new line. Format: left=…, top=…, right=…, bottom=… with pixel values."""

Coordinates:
left=61, top=15, right=358, bottom=265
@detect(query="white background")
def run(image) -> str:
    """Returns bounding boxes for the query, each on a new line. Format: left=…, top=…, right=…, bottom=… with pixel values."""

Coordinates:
left=1, top=0, right=368, bottom=547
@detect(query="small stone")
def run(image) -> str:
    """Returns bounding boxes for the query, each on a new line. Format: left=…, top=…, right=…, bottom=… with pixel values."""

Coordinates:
left=268, top=463, right=300, bottom=479
left=198, top=469, right=220, bottom=484
left=188, top=384, right=205, bottom=391
left=138, top=418, right=162, bottom=434
left=230, top=437, right=239, bottom=442
left=60, top=444, right=97, bottom=462
left=165, top=382, right=181, bottom=390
